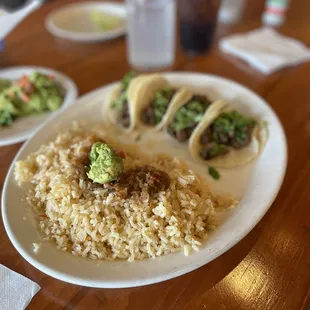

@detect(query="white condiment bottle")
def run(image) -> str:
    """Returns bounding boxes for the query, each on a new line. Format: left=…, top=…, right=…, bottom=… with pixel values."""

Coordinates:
left=262, top=0, right=290, bottom=26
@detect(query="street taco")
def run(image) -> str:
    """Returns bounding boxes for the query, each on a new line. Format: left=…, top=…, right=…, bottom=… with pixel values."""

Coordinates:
left=165, top=92, right=213, bottom=143
left=106, top=71, right=146, bottom=131
left=131, top=74, right=192, bottom=131
left=189, top=100, right=268, bottom=168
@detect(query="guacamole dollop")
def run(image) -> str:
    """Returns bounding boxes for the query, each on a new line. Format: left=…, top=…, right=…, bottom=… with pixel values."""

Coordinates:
left=0, top=72, right=64, bottom=127
left=87, top=142, right=124, bottom=184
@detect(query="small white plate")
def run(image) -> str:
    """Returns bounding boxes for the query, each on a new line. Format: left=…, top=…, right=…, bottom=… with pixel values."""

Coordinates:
left=45, top=2, right=127, bottom=43
left=0, top=66, right=78, bottom=146
left=2, top=73, right=287, bottom=288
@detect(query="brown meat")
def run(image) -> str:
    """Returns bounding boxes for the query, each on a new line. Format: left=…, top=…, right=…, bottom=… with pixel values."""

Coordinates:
left=172, top=124, right=197, bottom=143
left=200, top=143, right=229, bottom=160
left=119, top=101, right=130, bottom=128
left=108, top=166, right=170, bottom=199
left=230, top=125, right=254, bottom=149
left=191, top=95, right=211, bottom=105
left=200, top=127, right=212, bottom=145
left=141, top=105, right=157, bottom=125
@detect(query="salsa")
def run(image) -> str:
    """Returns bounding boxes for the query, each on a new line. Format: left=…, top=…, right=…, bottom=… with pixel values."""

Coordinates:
left=105, top=165, right=170, bottom=199
left=0, top=79, right=11, bottom=92
left=84, top=140, right=170, bottom=198
left=0, top=72, right=64, bottom=127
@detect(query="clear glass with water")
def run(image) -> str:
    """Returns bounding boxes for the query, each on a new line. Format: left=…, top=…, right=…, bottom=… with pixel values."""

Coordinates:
left=126, top=0, right=176, bottom=70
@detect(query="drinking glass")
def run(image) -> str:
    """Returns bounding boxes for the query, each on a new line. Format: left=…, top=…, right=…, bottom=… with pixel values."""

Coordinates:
left=178, top=0, right=221, bottom=56
left=126, top=0, right=176, bottom=70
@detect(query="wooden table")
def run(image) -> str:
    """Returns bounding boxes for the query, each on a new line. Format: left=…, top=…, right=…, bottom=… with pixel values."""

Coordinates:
left=1, top=0, right=309, bottom=309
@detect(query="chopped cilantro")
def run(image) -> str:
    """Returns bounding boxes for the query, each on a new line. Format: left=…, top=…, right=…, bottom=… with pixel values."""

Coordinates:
left=134, top=133, right=142, bottom=142
left=208, top=166, right=220, bottom=180
left=152, top=89, right=175, bottom=124
left=121, top=71, right=137, bottom=91
left=111, top=92, right=127, bottom=110
left=170, top=100, right=209, bottom=132
left=209, top=144, right=228, bottom=157
left=214, top=110, right=256, bottom=134
left=112, top=71, right=137, bottom=110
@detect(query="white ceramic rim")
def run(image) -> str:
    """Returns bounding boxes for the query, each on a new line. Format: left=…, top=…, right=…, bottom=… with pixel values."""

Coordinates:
left=45, top=1, right=127, bottom=43
left=2, top=72, right=287, bottom=288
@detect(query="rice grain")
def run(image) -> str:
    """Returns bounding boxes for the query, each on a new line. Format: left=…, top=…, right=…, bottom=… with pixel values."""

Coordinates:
left=15, top=125, right=237, bottom=261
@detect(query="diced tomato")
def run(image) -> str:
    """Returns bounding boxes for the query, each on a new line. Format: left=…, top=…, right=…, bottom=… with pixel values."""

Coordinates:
left=19, top=92, right=30, bottom=103
left=24, top=82, right=35, bottom=94
left=114, top=148, right=126, bottom=159
left=17, top=75, right=30, bottom=87
left=16, top=75, right=34, bottom=94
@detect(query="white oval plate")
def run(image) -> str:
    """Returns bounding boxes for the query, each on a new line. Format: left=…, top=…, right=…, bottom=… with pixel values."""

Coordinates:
left=2, top=73, right=287, bottom=288
left=45, top=2, right=126, bottom=43
left=0, top=66, right=78, bottom=146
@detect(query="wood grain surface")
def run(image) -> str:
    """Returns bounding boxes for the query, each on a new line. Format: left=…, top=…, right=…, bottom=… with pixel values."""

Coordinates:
left=0, top=0, right=309, bottom=309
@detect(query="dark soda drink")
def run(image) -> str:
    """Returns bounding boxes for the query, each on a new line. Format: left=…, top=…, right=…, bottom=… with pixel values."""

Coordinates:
left=180, top=21, right=216, bottom=55
left=178, top=0, right=220, bottom=55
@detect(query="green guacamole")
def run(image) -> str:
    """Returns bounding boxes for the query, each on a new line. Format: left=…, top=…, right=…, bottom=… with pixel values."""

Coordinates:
left=0, top=72, right=64, bottom=126
left=87, top=142, right=124, bottom=184
left=0, top=79, right=11, bottom=92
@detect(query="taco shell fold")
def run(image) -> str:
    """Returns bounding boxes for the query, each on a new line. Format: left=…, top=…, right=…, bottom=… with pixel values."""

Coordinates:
left=105, top=74, right=149, bottom=132
left=189, top=100, right=269, bottom=168
left=130, top=74, right=192, bottom=132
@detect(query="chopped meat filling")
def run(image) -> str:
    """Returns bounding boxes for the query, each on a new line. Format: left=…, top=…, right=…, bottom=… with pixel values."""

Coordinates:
left=168, top=95, right=211, bottom=142
left=140, top=89, right=176, bottom=125
left=199, top=111, right=256, bottom=160
left=104, top=165, right=170, bottom=199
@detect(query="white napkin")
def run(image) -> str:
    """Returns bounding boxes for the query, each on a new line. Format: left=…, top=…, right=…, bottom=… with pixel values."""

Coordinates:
left=0, top=0, right=41, bottom=40
left=0, top=264, right=40, bottom=310
left=219, top=28, right=310, bottom=74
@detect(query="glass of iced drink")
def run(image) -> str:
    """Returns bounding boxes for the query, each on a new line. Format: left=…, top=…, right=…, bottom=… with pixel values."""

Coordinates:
left=178, top=0, right=221, bottom=56
left=126, top=0, right=176, bottom=70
